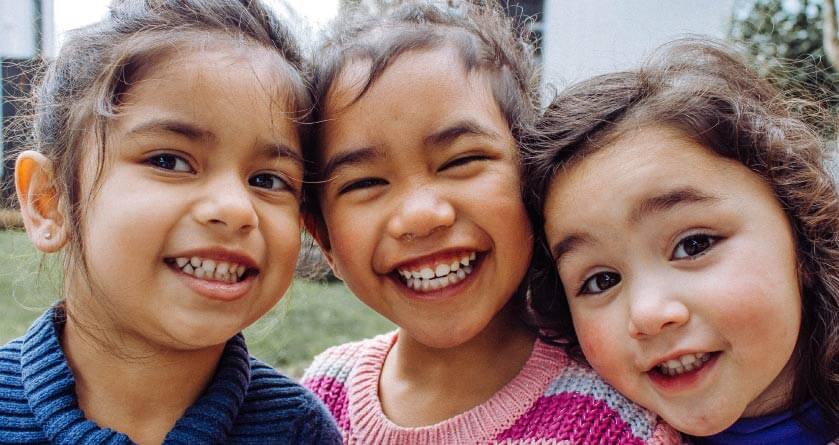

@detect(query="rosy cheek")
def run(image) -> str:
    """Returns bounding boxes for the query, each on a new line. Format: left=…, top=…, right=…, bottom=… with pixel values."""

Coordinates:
left=575, top=319, right=610, bottom=364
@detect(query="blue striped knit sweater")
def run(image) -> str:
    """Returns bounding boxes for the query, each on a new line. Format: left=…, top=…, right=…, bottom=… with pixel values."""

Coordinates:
left=0, top=306, right=341, bottom=444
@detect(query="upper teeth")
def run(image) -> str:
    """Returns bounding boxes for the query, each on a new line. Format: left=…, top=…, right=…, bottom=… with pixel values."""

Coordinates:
left=397, top=252, right=477, bottom=292
left=172, top=256, right=248, bottom=284
left=657, top=352, right=711, bottom=376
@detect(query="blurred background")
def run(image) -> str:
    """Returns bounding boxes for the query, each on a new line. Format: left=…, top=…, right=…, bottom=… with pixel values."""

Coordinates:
left=1, top=0, right=836, bottom=376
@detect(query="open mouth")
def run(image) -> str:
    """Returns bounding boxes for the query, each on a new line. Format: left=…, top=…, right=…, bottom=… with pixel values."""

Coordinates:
left=652, top=351, right=718, bottom=377
left=165, top=256, right=258, bottom=284
left=393, top=251, right=479, bottom=292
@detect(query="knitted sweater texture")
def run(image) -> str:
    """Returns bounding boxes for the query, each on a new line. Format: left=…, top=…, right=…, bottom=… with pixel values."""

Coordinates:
left=0, top=306, right=342, bottom=444
left=302, top=332, right=683, bottom=444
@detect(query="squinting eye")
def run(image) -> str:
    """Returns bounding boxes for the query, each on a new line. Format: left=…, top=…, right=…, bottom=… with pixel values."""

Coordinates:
left=147, top=153, right=192, bottom=172
left=579, top=271, right=621, bottom=295
left=672, top=234, right=717, bottom=260
left=339, top=178, right=387, bottom=194
left=440, top=155, right=488, bottom=171
left=249, top=173, right=289, bottom=191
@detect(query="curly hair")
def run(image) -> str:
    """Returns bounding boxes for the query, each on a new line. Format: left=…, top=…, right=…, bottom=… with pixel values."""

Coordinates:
left=523, top=38, right=839, bottom=427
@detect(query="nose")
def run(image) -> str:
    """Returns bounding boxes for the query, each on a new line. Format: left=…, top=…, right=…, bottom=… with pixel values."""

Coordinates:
left=193, top=174, right=258, bottom=234
left=627, top=277, right=690, bottom=339
left=386, top=185, right=455, bottom=241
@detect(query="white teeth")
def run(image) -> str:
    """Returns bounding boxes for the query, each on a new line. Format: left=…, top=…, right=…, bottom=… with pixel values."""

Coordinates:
left=172, top=256, right=248, bottom=283
left=420, top=268, right=435, bottom=279
left=657, top=352, right=712, bottom=376
left=435, top=264, right=450, bottom=278
left=469, top=252, right=476, bottom=261
left=450, top=261, right=460, bottom=271
left=457, top=269, right=465, bottom=279
left=460, top=256, right=469, bottom=266
left=411, top=271, right=422, bottom=279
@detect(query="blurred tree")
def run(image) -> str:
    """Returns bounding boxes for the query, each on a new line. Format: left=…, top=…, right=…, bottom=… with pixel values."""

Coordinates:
left=729, top=0, right=839, bottom=133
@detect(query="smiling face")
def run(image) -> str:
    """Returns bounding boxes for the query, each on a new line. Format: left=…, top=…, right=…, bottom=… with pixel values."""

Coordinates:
left=316, top=46, right=533, bottom=349
left=69, top=44, right=303, bottom=350
left=542, top=126, right=802, bottom=435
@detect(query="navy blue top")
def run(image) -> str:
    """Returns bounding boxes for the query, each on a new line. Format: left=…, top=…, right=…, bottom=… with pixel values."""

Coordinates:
left=0, top=306, right=341, bottom=444
left=693, top=400, right=836, bottom=445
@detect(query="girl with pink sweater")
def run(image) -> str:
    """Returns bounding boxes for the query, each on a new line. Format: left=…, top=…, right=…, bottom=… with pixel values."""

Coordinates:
left=300, top=1, right=682, bottom=443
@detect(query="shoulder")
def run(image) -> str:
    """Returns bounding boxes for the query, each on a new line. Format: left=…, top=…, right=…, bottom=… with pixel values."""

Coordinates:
left=301, top=332, right=392, bottom=394
left=527, top=342, right=684, bottom=444
left=0, top=332, right=48, bottom=443
left=230, top=356, right=341, bottom=444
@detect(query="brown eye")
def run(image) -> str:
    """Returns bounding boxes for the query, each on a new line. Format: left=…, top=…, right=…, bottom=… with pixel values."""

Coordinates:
left=672, top=234, right=718, bottom=260
left=580, top=271, right=621, bottom=295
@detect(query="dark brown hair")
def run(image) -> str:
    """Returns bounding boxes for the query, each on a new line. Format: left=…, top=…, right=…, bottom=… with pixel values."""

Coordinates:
left=11, top=0, right=309, bottom=323
left=523, top=38, right=839, bottom=427
left=301, top=0, right=540, bottom=238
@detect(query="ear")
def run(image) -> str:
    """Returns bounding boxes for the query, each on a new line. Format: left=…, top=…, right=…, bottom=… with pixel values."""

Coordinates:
left=302, top=212, right=342, bottom=280
left=15, top=151, right=68, bottom=253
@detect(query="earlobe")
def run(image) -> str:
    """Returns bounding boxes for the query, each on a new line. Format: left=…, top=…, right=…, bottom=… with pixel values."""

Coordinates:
left=15, top=151, right=68, bottom=253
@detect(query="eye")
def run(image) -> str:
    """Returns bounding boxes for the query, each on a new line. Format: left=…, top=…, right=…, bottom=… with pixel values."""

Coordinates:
left=579, top=271, right=621, bottom=295
left=147, top=153, right=192, bottom=172
left=249, top=172, right=291, bottom=192
left=339, top=177, right=387, bottom=194
left=671, top=234, right=718, bottom=260
left=439, top=155, right=488, bottom=171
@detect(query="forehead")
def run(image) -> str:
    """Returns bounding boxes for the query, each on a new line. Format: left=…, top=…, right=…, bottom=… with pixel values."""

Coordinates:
left=112, top=44, right=301, bottom=148
left=320, top=45, right=510, bottom=154
left=544, top=126, right=765, bottom=232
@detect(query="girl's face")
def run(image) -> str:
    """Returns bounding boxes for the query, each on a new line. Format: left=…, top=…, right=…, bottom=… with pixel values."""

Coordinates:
left=72, top=45, right=303, bottom=350
left=317, top=46, right=532, bottom=349
left=542, top=126, right=801, bottom=435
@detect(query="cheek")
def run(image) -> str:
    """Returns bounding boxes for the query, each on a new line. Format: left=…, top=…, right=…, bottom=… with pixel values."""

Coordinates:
left=573, top=310, right=622, bottom=369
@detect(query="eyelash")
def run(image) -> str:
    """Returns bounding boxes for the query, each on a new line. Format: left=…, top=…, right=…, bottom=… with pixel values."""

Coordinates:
left=338, top=177, right=387, bottom=195
left=146, top=152, right=193, bottom=173
left=249, top=172, right=292, bottom=192
left=439, top=154, right=489, bottom=171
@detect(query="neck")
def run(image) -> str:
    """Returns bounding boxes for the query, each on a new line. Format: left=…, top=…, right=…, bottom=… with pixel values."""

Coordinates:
left=61, top=302, right=224, bottom=445
left=380, top=305, right=536, bottom=426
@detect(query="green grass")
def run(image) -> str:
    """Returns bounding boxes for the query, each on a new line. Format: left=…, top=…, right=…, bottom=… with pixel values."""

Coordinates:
left=0, top=230, right=394, bottom=377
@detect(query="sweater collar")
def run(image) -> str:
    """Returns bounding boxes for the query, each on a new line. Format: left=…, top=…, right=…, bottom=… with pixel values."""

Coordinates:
left=20, top=305, right=252, bottom=444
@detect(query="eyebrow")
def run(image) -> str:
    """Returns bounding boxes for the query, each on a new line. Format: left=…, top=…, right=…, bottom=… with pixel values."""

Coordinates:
left=549, top=186, right=719, bottom=265
left=125, top=119, right=212, bottom=141
left=319, top=146, right=380, bottom=180
left=629, top=186, right=718, bottom=224
left=259, top=144, right=304, bottom=167
left=424, top=120, right=500, bottom=147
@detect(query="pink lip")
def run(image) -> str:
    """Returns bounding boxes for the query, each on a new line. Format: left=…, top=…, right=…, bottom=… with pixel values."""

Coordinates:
left=647, top=352, right=720, bottom=392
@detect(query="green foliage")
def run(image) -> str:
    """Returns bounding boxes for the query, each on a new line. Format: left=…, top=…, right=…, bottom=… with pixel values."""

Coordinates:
left=0, top=230, right=394, bottom=378
left=729, top=0, right=839, bottom=130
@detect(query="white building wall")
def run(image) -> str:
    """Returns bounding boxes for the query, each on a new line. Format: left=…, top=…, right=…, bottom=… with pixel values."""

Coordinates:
left=541, top=0, right=737, bottom=88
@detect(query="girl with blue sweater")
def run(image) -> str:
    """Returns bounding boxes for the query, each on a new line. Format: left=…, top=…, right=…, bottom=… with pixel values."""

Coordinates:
left=524, top=39, right=839, bottom=444
left=0, top=0, right=340, bottom=443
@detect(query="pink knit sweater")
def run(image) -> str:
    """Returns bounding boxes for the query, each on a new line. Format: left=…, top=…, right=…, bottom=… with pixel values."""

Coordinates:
left=302, top=332, right=683, bottom=444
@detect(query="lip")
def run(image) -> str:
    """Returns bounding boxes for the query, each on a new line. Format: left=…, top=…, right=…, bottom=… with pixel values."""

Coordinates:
left=166, top=247, right=259, bottom=302
left=389, top=248, right=480, bottom=273
left=647, top=351, right=720, bottom=392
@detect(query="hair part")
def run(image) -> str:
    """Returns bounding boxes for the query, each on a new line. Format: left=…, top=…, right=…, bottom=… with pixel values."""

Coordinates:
left=523, top=38, right=839, bottom=428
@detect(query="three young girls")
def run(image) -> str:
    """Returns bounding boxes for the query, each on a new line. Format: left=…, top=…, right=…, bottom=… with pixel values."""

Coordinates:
left=524, top=39, right=839, bottom=444
left=300, top=1, right=680, bottom=443
left=0, top=0, right=339, bottom=443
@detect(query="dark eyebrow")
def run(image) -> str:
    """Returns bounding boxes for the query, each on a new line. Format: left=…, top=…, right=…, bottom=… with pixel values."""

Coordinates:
left=125, top=119, right=212, bottom=140
left=550, top=233, right=594, bottom=265
left=424, top=120, right=499, bottom=147
left=319, top=146, right=380, bottom=180
left=629, top=186, right=719, bottom=224
left=260, top=144, right=304, bottom=168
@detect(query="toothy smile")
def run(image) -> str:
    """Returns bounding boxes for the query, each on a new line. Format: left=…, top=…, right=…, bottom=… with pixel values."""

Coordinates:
left=396, top=252, right=478, bottom=292
left=655, top=352, right=713, bottom=376
left=165, top=256, right=255, bottom=284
